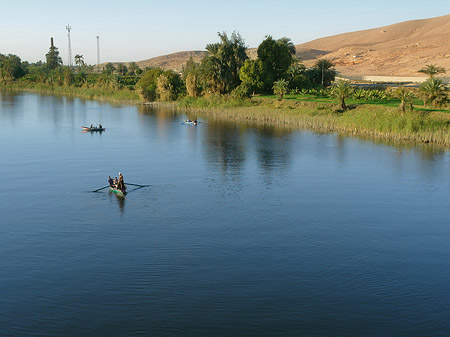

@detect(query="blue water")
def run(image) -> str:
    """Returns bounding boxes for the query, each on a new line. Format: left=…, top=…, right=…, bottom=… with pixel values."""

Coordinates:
left=1, top=91, right=449, bottom=336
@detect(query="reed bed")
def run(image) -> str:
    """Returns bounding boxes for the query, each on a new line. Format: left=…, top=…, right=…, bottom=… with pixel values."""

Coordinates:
left=3, top=82, right=141, bottom=104
left=179, top=97, right=450, bottom=146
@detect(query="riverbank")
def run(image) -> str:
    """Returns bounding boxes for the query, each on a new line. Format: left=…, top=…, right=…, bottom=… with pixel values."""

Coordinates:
left=178, top=96, right=450, bottom=146
left=3, top=84, right=450, bottom=146
left=2, top=82, right=141, bottom=104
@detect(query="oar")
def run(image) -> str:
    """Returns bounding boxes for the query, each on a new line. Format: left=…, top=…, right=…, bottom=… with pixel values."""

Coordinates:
left=125, top=183, right=150, bottom=187
left=92, top=185, right=110, bottom=192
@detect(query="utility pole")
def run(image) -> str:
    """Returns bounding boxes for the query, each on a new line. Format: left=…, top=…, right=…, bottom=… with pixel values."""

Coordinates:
left=66, top=25, right=72, bottom=67
left=96, top=36, right=100, bottom=66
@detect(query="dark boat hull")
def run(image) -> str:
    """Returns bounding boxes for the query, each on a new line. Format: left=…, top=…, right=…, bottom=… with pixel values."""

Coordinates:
left=82, top=126, right=105, bottom=131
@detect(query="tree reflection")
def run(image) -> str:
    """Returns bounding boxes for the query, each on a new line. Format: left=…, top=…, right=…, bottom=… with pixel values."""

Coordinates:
left=204, top=119, right=246, bottom=175
left=255, top=125, right=292, bottom=184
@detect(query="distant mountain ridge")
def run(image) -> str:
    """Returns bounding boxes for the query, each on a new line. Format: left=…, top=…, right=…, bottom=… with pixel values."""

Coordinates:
left=127, top=14, right=450, bottom=77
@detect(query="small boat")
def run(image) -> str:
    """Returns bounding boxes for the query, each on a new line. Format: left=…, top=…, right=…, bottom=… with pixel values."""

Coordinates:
left=109, top=186, right=127, bottom=197
left=183, top=120, right=197, bottom=125
left=82, top=126, right=105, bottom=131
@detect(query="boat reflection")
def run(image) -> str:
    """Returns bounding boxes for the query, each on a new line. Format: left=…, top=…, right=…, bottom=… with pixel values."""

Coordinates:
left=109, top=190, right=125, bottom=213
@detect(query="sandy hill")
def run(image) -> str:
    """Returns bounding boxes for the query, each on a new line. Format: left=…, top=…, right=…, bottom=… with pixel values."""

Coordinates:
left=135, top=50, right=206, bottom=72
left=128, top=14, right=450, bottom=78
left=296, top=14, right=450, bottom=77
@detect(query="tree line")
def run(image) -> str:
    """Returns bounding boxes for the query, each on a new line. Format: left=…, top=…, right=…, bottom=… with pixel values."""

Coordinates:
left=2, top=32, right=448, bottom=111
left=1, top=32, right=337, bottom=100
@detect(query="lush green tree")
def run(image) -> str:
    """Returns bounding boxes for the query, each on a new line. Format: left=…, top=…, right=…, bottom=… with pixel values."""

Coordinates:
left=136, top=68, right=183, bottom=101
left=182, top=57, right=202, bottom=97
left=393, top=87, right=414, bottom=114
left=419, top=77, right=448, bottom=107
left=418, top=64, right=446, bottom=79
left=272, top=79, right=289, bottom=100
left=257, top=36, right=294, bottom=91
left=182, top=57, right=200, bottom=79
left=136, top=68, right=163, bottom=101
left=239, top=59, right=264, bottom=96
left=186, top=73, right=200, bottom=97
left=331, top=80, right=353, bottom=110
left=277, top=37, right=296, bottom=55
left=156, top=74, right=173, bottom=101
left=202, top=31, right=248, bottom=94
left=286, top=61, right=311, bottom=90
left=0, top=54, right=25, bottom=82
left=46, top=42, right=62, bottom=70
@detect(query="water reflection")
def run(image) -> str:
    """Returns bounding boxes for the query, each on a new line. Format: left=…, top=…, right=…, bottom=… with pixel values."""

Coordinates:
left=255, top=125, right=291, bottom=175
left=109, top=190, right=125, bottom=213
left=204, top=120, right=247, bottom=175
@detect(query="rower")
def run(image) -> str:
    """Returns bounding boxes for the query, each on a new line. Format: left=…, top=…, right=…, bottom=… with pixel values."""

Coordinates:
left=108, top=176, right=113, bottom=187
left=117, top=172, right=126, bottom=191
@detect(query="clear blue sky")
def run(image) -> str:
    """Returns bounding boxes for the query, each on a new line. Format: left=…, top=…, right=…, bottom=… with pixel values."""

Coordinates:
left=1, top=0, right=449, bottom=65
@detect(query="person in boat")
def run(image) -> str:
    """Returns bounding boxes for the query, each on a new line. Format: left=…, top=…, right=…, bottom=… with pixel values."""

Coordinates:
left=193, top=119, right=197, bottom=125
left=117, top=172, right=126, bottom=191
left=186, top=118, right=191, bottom=123
left=99, top=124, right=103, bottom=129
left=108, top=176, right=113, bottom=187
left=113, top=177, right=118, bottom=187
left=90, top=124, right=93, bottom=128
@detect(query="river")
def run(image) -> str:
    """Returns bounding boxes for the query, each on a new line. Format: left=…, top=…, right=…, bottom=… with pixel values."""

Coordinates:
left=1, top=91, right=449, bottom=336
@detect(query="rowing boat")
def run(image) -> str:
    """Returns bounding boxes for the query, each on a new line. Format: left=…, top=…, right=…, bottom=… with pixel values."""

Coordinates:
left=110, top=186, right=127, bottom=197
left=82, top=126, right=105, bottom=131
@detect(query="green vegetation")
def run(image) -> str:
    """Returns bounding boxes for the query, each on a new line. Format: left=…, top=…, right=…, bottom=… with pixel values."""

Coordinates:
left=1, top=35, right=450, bottom=146
left=418, top=64, right=446, bottom=78
left=272, top=79, right=288, bottom=100
left=178, top=95, right=450, bottom=145
left=393, top=87, right=414, bottom=115
left=331, top=80, right=353, bottom=110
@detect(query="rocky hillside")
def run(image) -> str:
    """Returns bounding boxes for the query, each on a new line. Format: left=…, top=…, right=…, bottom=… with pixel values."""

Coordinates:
left=296, top=14, right=450, bottom=77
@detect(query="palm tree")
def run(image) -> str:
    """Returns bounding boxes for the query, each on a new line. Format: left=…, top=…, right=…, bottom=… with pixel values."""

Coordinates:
left=277, top=37, right=296, bottom=56
left=331, top=80, right=353, bottom=110
left=418, top=64, right=446, bottom=79
left=393, top=87, right=414, bottom=115
left=272, top=79, right=288, bottom=100
left=74, top=54, right=84, bottom=68
left=314, top=59, right=337, bottom=87
left=419, top=77, right=447, bottom=107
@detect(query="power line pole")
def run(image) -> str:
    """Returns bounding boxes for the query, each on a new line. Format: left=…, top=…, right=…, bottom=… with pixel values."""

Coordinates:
left=96, top=36, right=100, bottom=66
left=66, top=25, right=72, bottom=67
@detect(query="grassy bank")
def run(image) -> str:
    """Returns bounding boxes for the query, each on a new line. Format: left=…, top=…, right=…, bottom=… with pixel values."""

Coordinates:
left=4, top=84, right=450, bottom=146
left=178, top=96, right=450, bottom=146
left=2, top=82, right=141, bottom=104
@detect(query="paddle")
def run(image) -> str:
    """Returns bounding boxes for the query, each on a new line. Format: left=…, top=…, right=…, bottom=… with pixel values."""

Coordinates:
left=125, top=183, right=150, bottom=187
left=92, top=185, right=110, bottom=193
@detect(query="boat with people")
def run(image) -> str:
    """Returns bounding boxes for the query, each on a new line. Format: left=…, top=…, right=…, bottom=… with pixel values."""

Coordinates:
left=184, top=119, right=198, bottom=125
left=82, top=124, right=105, bottom=132
left=108, top=173, right=126, bottom=197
